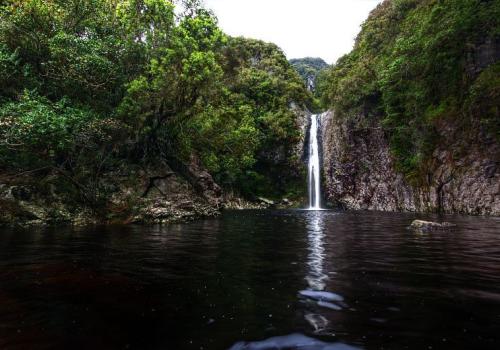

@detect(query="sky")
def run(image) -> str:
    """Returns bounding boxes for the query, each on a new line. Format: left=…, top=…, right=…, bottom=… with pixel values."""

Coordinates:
left=203, top=0, right=383, bottom=64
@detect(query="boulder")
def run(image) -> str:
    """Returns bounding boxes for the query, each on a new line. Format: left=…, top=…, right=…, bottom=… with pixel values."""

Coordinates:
left=410, top=220, right=457, bottom=232
left=257, top=197, right=275, bottom=206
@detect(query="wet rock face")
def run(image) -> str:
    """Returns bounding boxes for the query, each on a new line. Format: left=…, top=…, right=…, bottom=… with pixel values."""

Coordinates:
left=466, top=37, right=500, bottom=77
left=186, top=156, right=223, bottom=208
left=0, top=161, right=221, bottom=227
left=291, top=103, right=310, bottom=165
left=321, top=111, right=416, bottom=212
left=321, top=111, right=500, bottom=215
left=124, top=162, right=220, bottom=224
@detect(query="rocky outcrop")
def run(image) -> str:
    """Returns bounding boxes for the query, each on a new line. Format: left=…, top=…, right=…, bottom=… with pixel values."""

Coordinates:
left=321, top=111, right=416, bottom=212
left=321, top=111, right=500, bottom=215
left=0, top=181, right=95, bottom=226
left=466, top=37, right=500, bottom=77
left=0, top=161, right=220, bottom=227
left=410, top=220, right=457, bottom=232
left=165, top=155, right=222, bottom=208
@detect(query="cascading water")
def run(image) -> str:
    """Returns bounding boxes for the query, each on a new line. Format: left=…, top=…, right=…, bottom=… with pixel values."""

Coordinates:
left=307, top=114, right=322, bottom=210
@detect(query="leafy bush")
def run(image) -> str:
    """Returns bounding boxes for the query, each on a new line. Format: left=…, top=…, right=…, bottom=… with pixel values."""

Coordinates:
left=0, top=92, right=97, bottom=165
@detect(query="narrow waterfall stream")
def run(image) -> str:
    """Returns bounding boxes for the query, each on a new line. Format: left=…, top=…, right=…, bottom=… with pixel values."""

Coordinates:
left=308, top=114, right=322, bottom=209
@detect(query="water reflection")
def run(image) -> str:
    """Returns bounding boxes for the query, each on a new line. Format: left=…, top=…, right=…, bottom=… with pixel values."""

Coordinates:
left=304, top=211, right=328, bottom=290
left=229, top=333, right=360, bottom=350
left=300, top=211, right=347, bottom=338
left=2, top=211, right=500, bottom=350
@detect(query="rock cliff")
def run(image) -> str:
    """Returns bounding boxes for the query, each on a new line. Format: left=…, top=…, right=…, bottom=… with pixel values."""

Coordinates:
left=321, top=111, right=499, bottom=215
left=0, top=160, right=220, bottom=227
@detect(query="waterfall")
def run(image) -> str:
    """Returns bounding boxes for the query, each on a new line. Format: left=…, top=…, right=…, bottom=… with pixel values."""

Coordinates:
left=308, top=114, right=322, bottom=210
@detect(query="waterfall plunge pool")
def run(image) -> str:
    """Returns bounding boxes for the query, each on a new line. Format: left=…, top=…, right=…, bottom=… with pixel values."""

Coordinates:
left=0, top=210, right=499, bottom=349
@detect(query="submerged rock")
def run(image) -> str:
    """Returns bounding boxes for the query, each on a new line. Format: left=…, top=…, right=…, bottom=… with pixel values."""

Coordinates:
left=410, top=220, right=457, bottom=232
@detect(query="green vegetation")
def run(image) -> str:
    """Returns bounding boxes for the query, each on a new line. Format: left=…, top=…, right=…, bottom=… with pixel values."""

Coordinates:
left=290, top=57, right=329, bottom=111
left=289, top=57, right=329, bottom=86
left=0, top=0, right=311, bottom=205
left=318, top=0, right=500, bottom=182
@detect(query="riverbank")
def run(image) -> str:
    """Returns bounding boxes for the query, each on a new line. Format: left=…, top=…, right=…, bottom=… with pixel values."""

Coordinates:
left=0, top=169, right=304, bottom=227
left=0, top=161, right=221, bottom=227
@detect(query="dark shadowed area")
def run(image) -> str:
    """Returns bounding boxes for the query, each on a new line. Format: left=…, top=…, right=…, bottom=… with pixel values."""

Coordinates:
left=1, top=210, right=499, bottom=350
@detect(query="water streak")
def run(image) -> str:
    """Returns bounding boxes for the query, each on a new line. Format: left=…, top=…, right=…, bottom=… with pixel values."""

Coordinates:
left=308, top=114, right=322, bottom=210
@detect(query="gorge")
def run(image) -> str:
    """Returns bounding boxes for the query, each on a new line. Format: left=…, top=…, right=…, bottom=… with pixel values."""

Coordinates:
left=0, top=0, right=499, bottom=225
left=1, top=1, right=500, bottom=349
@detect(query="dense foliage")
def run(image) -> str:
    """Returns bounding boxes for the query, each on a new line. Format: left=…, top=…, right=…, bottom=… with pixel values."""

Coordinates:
left=289, top=57, right=329, bottom=86
left=0, top=0, right=310, bottom=203
left=289, top=57, right=329, bottom=112
left=319, top=0, right=500, bottom=182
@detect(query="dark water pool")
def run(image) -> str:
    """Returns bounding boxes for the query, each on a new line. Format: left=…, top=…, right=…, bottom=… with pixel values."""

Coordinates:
left=1, top=210, right=499, bottom=349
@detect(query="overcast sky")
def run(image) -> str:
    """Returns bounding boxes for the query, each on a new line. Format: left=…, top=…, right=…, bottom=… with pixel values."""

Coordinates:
left=203, top=0, right=383, bottom=64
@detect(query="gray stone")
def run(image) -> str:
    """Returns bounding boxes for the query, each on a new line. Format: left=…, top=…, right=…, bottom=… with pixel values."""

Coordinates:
left=258, top=197, right=275, bottom=206
left=410, top=220, right=457, bottom=232
left=320, top=110, right=500, bottom=216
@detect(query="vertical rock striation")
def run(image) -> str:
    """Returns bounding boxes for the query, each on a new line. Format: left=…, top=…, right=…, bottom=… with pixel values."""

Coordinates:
left=321, top=111, right=500, bottom=215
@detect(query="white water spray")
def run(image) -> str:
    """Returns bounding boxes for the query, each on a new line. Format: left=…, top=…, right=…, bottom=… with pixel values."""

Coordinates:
left=308, top=114, right=322, bottom=210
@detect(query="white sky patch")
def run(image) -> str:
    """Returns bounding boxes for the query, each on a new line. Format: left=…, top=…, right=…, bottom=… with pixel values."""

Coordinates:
left=203, top=0, right=383, bottom=64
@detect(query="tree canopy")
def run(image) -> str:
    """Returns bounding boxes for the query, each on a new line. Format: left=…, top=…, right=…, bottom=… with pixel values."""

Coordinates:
left=0, top=0, right=311, bottom=204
